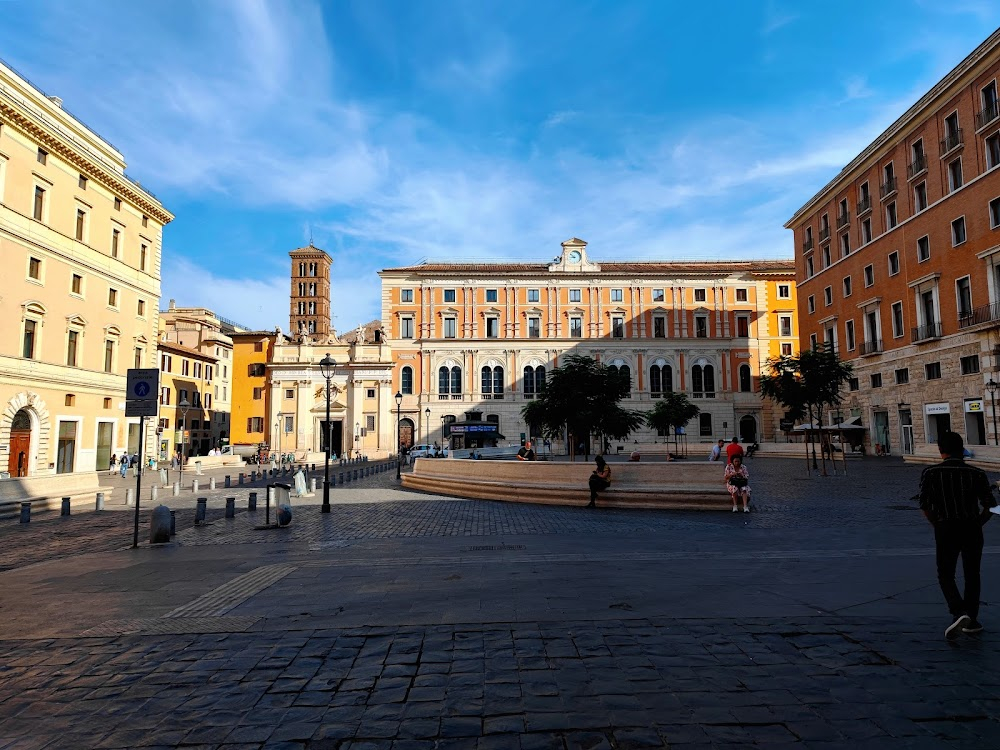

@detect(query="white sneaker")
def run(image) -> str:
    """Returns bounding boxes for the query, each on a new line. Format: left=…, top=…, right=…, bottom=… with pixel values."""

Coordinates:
left=743, top=507, right=750, bottom=513
left=946, top=614, right=971, bottom=640
left=732, top=506, right=738, bottom=512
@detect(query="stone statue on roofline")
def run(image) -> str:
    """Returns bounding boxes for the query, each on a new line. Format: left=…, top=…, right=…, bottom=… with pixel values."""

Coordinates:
left=355, top=325, right=366, bottom=344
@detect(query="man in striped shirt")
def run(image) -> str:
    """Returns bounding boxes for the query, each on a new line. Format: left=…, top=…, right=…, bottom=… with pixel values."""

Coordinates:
left=918, top=431, right=997, bottom=639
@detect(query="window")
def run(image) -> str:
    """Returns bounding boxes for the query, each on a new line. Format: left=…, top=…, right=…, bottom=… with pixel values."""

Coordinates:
left=777, top=284, right=790, bottom=299
left=480, top=365, right=504, bottom=395
left=925, top=362, right=942, bottom=380
left=66, top=330, right=79, bottom=367
left=142, top=214, right=148, bottom=228
left=864, top=264, right=874, bottom=287
left=438, top=365, right=462, bottom=394
left=948, top=158, right=963, bottom=192
left=888, top=251, right=899, bottom=276
left=917, top=235, right=930, bottom=262
left=64, top=394, right=75, bottom=407
left=528, top=317, right=540, bottom=338
left=366, top=388, right=376, bottom=399
left=845, top=319, right=856, bottom=351
left=840, top=233, right=850, bottom=257
left=843, top=276, right=852, bottom=297
left=736, top=288, right=748, bottom=302
left=160, top=353, right=172, bottom=372
left=739, top=364, right=752, bottom=392
left=806, top=257, right=814, bottom=278
left=895, top=368, right=909, bottom=384
left=365, top=415, right=375, bottom=432
left=569, top=289, right=582, bottom=302
left=283, top=388, right=293, bottom=399
left=22, top=320, right=37, bottom=359
left=957, top=276, right=972, bottom=318
left=848, top=377, right=859, bottom=391
left=248, top=363, right=265, bottom=376
left=75, top=208, right=86, bottom=241
left=915, top=181, right=928, bottom=212
left=736, top=315, right=749, bottom=337
left=108, top=288, right=118, bottom=307
left=694, top=288, right=707, bottom=302
left=952, top=216, right=967, bottom=246
left=991, top=196, right=1000, bottom=228
left=137, top=299, right=145, bottom=316
left=139, top=244, right=147, bottom=271
left=69, top=273, right=82, bottom=296
left=861, top=218, right=872, bottom=244
left=570, top=317, right=583, bottom=337
left=114, top=197, right=122, bottom=211
left=695, top=316, right=708, bottom=337
left=401, top=289, right=413, bottom=303
left=824, top=286, right=832, bottom=306
left=37, top=148, right=47, bottom=165
left=886, top=201, right=897, bottom=229
left=284, top=415, right=293, bottom=433
left=781, top=343, right=793, bottom=356
left=400, top=317, right=414, bottom=339
left=33, top=186, right=45, bottom=221
left=987, top=132, right=1000, bottom=170
left=248, top=417, right=264, bottom=433
left=859, top=181, right=870, bottom=206
left=653, top=316, right=666, bottom=338
left=612, top=316, right=625, bottom=338
left=611, top=289, right=623, bottom=302
left=485, top=289, right=498, bottom=303
left=652, top=288, right=665, bottom=302
left=649, top=363, right=673, bottom=395
left=823, top=245, right=832, bottom=268
left=961, top=355, right=981, bottom=375
left=810, top=333, right=818, bottom=349
left=943, top=112, right=961, bottom=151
left=443, top=289, right=456, bottom=303
left=134, top=347, right=142, bottom=369
left=527, top=289, right=540, bottom=303
left=252, top=387, right=263, bottom=400
left=891, top=301, right=904, bottom=338
left=485, top=317, right=499, bottom=338
left=523, top=365, right=546, bottom=395
left=699, top=413, right=713, bottom=437
left=104, top=339, right=115, bottom=373
left=253, top=342, right=263, bottom=352
left=78, top=174, right=87, bottom=189
left=111, top=228, right=121, bottom=258
left=401, top=366, right=413, bottom=394
left=779, top=316, right=792, bottom=337
left=870, top=373, right=883, bottom=388
left=28, top=256, right=41, bottom=280
left=443, top=317, right=456, bottom=338
left=691, top=363, right=715, bottom=398
left=807, top=295, right=815, bottom=314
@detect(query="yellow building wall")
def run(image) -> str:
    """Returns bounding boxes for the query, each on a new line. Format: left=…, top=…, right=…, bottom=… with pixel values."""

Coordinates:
left=230, top=335, right=273, bottom=447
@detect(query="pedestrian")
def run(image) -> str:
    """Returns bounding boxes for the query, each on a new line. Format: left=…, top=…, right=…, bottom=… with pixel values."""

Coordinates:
left=918, top=431, right=997, bottom=639
left=588, top=455, right=611, bottom=508
left=109, top=453, right=117, bottom=474
left=724, top=454, right=751, bottom=513
left=708, top=439, right=725, bottom=462
left=120, top=454, right=129, bottom=478
left=517, top=441, right=536, bottom=461
left=725, top=436, right=744, bottom=464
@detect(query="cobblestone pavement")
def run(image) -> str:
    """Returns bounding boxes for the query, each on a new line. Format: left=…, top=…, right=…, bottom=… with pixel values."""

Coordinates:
left=1, top=457, right=999, bottom=748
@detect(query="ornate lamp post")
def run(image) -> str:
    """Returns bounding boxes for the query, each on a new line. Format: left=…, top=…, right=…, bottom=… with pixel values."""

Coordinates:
left=424, top=407, right=431, bottom=442
left=987, top=379, right=999, bottom=446
left=319, top=353, right=335, bottom=513
left=395, top=391, right=403, bottom=479
left=178, top=397, right=190, bottom=488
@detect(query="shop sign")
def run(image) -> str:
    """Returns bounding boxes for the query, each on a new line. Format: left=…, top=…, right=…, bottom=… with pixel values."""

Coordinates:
left=925, top=402, right=950, bottom=415
left=966, top=400, right=984, bottom=413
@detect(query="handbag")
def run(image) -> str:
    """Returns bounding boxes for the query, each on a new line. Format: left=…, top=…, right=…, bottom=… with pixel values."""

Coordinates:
left=729, top=474, right=748, bottom=488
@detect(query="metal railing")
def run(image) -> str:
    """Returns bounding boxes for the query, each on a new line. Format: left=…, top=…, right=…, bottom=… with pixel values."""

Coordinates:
left=940, top=128, right=963, bottom=154
left=907, top=154, right=927, bottom=179
left=856, top=196, right=872, bottom=215
left=836, top=211, right=850, bottom=229
left=802, top=237, right=814, bottom=252
left=977, top=102, right=1000, bottom=130
left=911, top=322, right=942, bottom=342
left=819, top=227, right=831, bottom=242
left=958, top=301, right=1000, bottom=328
left=860, top=339, right=883, bottom=355
left=880, top=176, right=897, bottom=198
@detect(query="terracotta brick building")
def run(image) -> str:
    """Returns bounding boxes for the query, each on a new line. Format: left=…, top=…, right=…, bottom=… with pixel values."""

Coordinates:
left=786, top=29, right=1000, bottom=455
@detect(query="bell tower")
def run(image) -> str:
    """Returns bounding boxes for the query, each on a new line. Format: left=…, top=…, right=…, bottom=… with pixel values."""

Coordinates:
left=289, top=244, right=332, bottom=337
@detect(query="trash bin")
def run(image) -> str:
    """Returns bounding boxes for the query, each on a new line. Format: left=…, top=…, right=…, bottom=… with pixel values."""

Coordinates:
left=273, top=482, right=292, bottom=527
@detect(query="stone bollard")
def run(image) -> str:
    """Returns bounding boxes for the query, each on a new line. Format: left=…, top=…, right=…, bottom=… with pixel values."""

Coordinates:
left=170, top=510, right=176, bottom=536
left=353, top=469, right=359, bottom=481
left=209, top=477, right=216, bottom=491
left=172, top=482, right=180, bottom=497
left=238, top=473, right=244, bottom=486
left=150, top=485, right=158, bottom=503
left=192, top=480, right=199, bottom=494
left=195, top=497, right=207, bottom=525
left=310, top=477, right=317, bottom=492
left=150, top=505, right=171, bottom=544
left=61, top=497, right=71, bottom=516
left=248, top=491, right=257, bottom=512
left=126, top=488, right=135, bottom=507
left=96, top=492, right=105, bottom=511
left=19, top=502, right=30, bottom=524
left=225, top=497, right=235, bottom=519
left=225, top=475, right=231, bottom=488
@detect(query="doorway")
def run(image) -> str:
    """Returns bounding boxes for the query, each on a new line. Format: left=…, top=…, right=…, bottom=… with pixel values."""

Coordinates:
left=96, top=422, right=113, bottom=471
left=56, top=420, right=77, bottom=474
left=899, top=409, right=913, bottom=454
left=739, top=415, right=758, bottom=443
left=873, top=411, right=890, bottom=454
left=8, top=408, right=31, bottom=477
left=320, top=419, right=343, bottom=458
left=127, top=423, right=140, bottom=456
left=926, top=413, right=951, bottom=445
left=399, top=418, right=414, bottom=450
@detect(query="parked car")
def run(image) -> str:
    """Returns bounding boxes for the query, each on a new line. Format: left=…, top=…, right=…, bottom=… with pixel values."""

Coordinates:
left=408, top=444, right=448, bottom=460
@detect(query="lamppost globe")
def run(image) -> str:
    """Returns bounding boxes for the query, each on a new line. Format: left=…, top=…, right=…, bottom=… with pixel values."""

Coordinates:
left=424, top=407, right=431, bottom=442
left=395, top=391, right=403, bottom=480
left=319, top=354, right=335, bottom=513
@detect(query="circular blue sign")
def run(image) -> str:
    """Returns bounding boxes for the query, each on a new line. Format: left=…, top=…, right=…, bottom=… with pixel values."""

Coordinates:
left=133, top=382, right=150, bottom=397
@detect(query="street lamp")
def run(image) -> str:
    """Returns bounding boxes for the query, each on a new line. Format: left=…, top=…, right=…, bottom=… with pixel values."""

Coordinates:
left=355, top=422, right=360, bottom=458
left=275, top=412, right=282, bottom=463
left=319, top=353, right=335, bottom=513
left=424, top=407, right=431, bottom=442
left=987, top=379, right=999, bottom=446
left=395, top=391, right=403, bottom=479
left=178, top=397, right=190, bottom=488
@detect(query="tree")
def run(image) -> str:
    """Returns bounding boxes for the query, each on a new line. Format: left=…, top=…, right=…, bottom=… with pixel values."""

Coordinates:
left=759, top=343, right=853, bottom=474
left=521, top=354, right=646, bottom=459
left=645, top=392, right=700, bottom=455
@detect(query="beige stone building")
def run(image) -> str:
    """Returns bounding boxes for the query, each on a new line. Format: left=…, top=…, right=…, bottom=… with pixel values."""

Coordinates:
left=0, top=59, right=172, bottom=476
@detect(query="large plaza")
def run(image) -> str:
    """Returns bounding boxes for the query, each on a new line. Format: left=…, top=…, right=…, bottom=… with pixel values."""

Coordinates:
left=1, top=457, right=998, bottom=748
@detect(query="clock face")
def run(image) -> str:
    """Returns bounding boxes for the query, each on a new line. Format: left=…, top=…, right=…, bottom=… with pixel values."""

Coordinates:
left=568, top=250, right=582, bottom=263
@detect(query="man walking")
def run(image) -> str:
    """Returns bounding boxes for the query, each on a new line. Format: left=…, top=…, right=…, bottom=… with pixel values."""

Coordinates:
left=725, top=436, right=744, bottom=465
left=709, top=439, right=725, bottom=461
left=918, top=431, right=996, bottom=639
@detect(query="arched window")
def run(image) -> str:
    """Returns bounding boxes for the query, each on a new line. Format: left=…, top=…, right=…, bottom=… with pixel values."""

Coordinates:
left=450, top=366, right=462, bottom=394
left=440, top=365, right=463, bottom=394
left=650, top=363, right=673, bottom=396
left=739, top=364, right=752, bottom=393
left=492, top=366, right=504, bottom=395
left=438, top=366, right=449, bottom=394
left=608, top=359, right=632, bottom=398
left=692, top=363, right=716, bottom=399
left=481, top=366, right=492, bottom=394
left=534, top=366, right=545, bottom=393
left=401, top=366, right=413, bottom=395
left=523, top=365, right=546, bottom=395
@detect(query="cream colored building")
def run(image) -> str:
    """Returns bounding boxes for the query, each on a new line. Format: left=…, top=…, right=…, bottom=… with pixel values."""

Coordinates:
left=0, top=59, right=172, bottom=476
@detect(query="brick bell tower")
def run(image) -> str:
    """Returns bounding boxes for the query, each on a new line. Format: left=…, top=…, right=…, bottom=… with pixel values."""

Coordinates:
left=289, top=243, right=333, bottom=337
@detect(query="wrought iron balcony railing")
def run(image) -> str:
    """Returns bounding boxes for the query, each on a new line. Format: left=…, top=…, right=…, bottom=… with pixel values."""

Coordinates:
left=907, top=154, right=927, bottom=179
left=958, top=301, right=1000, bottom=328
left=977, top=102, right=1000, bottom=131
left=836, top=212, right=850, bottom=229
left=860, top=339, right=883, bottom=355
left=879, top=176, right=897, bottom=199
left=940, top=129, right=963, bottom=155
left=911, top=322, right=942, bottom=342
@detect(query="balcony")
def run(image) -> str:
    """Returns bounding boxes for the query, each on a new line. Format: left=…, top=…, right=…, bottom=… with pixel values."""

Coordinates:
left=977, top=102, right=1000, bottom=131
left=958, top=301, right=1000, bottom=329
left=836, top=212, right=850, bottom=230
left=856, top=196, right=872, bottom=215
left=879, top=176, right=897, bottom=199
left=940, top=128, right=963, bottom=155
left=819, top=226, right=831, bottom=242
left=860, top=339, right=883, bottom=356
left=802, top=237, right=814, bottom=252
left=911, top=322, right=942, bottom=342
left=907, top=154, right=927, bottom=179
left=480, top=393, right=505, bottom=400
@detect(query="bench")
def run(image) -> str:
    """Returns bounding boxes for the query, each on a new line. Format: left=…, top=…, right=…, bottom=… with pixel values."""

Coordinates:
left=402, top=459, right=732, bottom=510
left=0, top=472, right=111, bottom=520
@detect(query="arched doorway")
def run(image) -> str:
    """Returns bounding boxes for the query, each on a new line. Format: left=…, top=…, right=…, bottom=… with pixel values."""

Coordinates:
left=399, top=418, right=414, bottom=450
left=739, top=415, right=758, bottom=444
left=8, top=409, right=31, bottom=477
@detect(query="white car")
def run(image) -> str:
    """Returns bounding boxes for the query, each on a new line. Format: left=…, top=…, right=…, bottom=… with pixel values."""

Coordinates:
left=408, top=444, right=448, bottom=459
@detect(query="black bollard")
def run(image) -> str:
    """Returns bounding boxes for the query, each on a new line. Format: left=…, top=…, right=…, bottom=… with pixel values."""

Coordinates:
left=195, top=497, right=207, bottom=525
left=170, top=510, right=176, bottom=536
left=248, top=491, right=257, bottom=512
left=239, top=473, right=245, bottom=485
left=61, top=497, right=71, bottom=516
left=225, top=497, right=235, bottom=519
left=339, top=471, right=344, bottom=485
left=19, top=502, right=30, bottom=524
left=225, top=475, right=231, bottom=488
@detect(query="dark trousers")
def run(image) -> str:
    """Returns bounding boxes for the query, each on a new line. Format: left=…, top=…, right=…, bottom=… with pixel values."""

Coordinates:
left=589, top=476, right=609, bottom=501
left=934, top=521, right=984, bottom=619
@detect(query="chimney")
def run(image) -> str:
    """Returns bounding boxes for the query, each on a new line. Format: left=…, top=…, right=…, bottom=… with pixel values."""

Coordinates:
left=169, top=299, right=176, bottom=309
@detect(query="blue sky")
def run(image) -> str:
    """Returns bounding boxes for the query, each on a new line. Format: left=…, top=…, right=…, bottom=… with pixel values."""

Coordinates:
left=2, top=1, right=999, bottom=331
